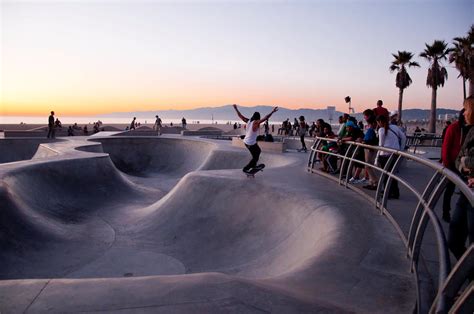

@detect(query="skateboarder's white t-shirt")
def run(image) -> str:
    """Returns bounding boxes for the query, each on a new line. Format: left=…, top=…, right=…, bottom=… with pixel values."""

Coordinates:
left=243, top=120, right=259, bottom=145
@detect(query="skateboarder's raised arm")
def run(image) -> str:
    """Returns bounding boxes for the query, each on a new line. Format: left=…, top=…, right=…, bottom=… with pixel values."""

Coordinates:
left=233, top=104, right=249, bottom=123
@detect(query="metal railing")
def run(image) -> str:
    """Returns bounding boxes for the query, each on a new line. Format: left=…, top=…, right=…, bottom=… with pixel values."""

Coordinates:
left=407, top=134, right=443, bottom=154
left=307, top=136, right=473, bottom=314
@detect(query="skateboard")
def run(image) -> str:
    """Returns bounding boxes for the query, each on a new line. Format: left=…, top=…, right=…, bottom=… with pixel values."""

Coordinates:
left=244, top=164, right=266, bottom=178
left=297, top=148, right=308, bottom=153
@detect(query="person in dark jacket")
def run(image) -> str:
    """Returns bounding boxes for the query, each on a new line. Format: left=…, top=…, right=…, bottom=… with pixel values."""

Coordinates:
left=448, top=96, right=474, bottom=260
left=441, top=109, right=469, bottom=222
left=47, top=111, right=55, bottom=139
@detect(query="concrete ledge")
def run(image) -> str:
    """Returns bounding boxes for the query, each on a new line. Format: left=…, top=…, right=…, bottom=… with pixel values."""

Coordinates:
left=232, top=137, right=285, bottom=153
left=181, top=130, right=223, bottom=136
left=4, top=130, right=86, bottom=137
left=283, top=138, right=315, bottom=150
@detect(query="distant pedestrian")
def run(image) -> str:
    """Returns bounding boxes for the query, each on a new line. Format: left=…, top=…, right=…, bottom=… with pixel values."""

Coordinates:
left=130, top=117, right=136, bottom=130
left=182, top=117, right=187, bottom=129
left=153, top=115, right=162, bottom=135
left=47, top=111, right=55, bottom=139
left=264, top=120, right=269, bottom=135
left=67, top=126, right=74, bottom=136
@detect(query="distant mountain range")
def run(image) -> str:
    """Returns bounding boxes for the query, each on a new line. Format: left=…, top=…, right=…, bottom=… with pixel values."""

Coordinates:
left=98, top=105, right=460, bottom=122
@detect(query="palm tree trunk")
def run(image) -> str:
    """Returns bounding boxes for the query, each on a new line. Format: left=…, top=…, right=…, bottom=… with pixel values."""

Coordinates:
left=429, top=87, right=437, bottom=134
left=463, top=77, right=467, bottom=99
left=398, top=88, right=404, bottom=124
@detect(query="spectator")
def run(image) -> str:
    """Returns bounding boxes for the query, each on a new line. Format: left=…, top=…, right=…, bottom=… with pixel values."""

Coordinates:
left=67, top=126, right=74, bottom=136
left=55, top=118, right=62, bottom=128
left=441, top=110, right=467, bottom=222
left=297, top=116, right=308, bottom=152
left=449, top=96, right=474, bottom=259
left=341, top=121, right=365, bottom=183
left=338, top=114, right=350, bottom=139
left=373, top=100, right=390, bottom=120
left=83, top=125, right=89, bottom=135
left=320, top=125, right=338, bottom=173
left=47, top=111, right=55, bottom=139
left=376, top=114, right=406, bottom=199
left=362, top=109, right=379, bottom=190
left=441, top=120, right=452, bottom=143
left=309, top=121, right=316, bottom=137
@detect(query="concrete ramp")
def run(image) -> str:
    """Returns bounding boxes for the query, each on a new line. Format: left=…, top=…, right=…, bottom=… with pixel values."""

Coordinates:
left=93, top=137, right=216, bottom=176
left=0, top=136, right=416, bottom=313
left=125, top=171, right=342, bottom=279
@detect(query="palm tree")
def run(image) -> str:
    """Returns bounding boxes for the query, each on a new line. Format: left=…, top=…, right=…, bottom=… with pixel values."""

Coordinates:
left=420, top=40, right=452, bottom=133
left=389, top=51, right=420, bottom=124
left=449, top=25, right=474, bottom=99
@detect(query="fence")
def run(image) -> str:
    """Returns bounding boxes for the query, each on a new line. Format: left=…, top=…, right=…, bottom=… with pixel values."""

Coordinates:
left=307, top=136, right=473, bottom=313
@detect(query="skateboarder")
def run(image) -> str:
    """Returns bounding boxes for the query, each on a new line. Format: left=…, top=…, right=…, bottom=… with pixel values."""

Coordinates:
left=232, top=104, right=278, bottom=173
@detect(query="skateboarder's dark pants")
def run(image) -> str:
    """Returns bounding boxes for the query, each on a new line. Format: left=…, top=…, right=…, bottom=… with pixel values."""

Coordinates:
left=448, top=193, right=474, bottom=259
left=244, top=143, right=261, bottom=171
left=300, top=135, right=306, bottom=149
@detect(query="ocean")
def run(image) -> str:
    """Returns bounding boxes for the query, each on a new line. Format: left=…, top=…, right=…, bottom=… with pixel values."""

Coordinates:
left=0, top=116, right=250, bottom=125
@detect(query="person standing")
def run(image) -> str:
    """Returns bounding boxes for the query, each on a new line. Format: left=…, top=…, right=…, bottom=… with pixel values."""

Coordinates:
left=298, top=116, right=308, bottom=152
left=376, top=114, right=406, bottom=199
left=153, top=115, right=162, bottom=134
left=449, top=96, right=474, bottom=259
left=373, top=100, right=390, bottom=120
left=130, top=117, right=137, bottom=130
left=181, top=117, right=187, bottom=129
left=47, top=111, right=55, bottom=139
left=362, top=109, right=379, bottom=190
left=233, top=104, right=278, bottom=173
left=441, top=109, right=469, bottom=222
left=264, top=120, right=269, bottom=135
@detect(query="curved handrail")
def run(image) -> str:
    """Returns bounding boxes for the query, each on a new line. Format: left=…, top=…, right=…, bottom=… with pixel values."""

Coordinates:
left=307, top=136, right=473, bottom=313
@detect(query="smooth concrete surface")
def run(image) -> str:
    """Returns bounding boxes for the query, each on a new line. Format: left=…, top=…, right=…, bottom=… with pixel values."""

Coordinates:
left=0, top=135, right=416, bottom=313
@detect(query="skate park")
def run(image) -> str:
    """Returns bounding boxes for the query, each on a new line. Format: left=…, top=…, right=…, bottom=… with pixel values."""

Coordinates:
left=0, top=134, right=471, bottom=313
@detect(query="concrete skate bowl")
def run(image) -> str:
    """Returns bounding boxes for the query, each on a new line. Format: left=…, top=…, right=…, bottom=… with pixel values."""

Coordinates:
left=123, top=171, right=342, bottom=279
left=0, top=167, right=341, bottom=281
left=91, top=137, right=295, bottom=177
left=0, top=138, right=62, bottom=164
left=0, top=155, right=153, bottom=279
left=0, top=137, right=415, bottom=312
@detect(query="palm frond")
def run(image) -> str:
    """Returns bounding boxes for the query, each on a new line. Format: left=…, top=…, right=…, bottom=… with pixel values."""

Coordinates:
left=390, top=64, right=399, bottom=72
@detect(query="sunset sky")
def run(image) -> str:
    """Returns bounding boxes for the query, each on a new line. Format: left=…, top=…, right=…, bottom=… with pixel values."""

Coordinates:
left=1, top=0, right=473, bottom=116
